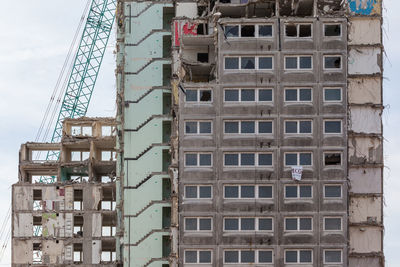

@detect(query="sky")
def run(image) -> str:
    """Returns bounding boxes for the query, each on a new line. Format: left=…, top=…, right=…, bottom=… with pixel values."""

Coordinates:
left=0, top=0, right=398, bottom=266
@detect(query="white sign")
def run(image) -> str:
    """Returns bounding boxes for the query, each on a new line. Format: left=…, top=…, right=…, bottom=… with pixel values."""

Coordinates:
left=291, top=166, right=303, bottom=181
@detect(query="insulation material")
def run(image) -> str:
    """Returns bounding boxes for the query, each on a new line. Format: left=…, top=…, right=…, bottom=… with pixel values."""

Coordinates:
left=349, top=18, right=381, bottom=45
left=349, top=107, right=381, bottom=134
left=13, top=213, right=33, bottom=237
left=14, top=186, right=32, bottom=211
left=349, top=136, right=382, bottom=164
left=176, top=2, right=197, bottom=18
left=92, top=240, right=101, bottom=264
left=348, top=78, right=381, bottom=104
left=42, top=240, right=64, bottom=264
left=348, top=47, right=381, bottom=75
left=64, top=186, right=73, bottom=210
left=349, top=226, right=382, bottom=253
left=349, top=196, right=382, bottom=223
left=349, top=257, right=381, bottom=267
left=92, top=213, right=102, bottom=237
left=349, top=167, right=382, bottom=194
left=12, top=239, right=32, bottom=264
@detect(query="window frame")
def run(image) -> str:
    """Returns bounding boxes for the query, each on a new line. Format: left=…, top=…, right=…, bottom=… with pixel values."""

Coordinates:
left=184, top=185, right=213, bottom=199
left=323, top=217, right=343, bottom=231
left=223, top=249, right=274, bottom=264
left=324, top=152, right=342, bottom=166
left=284, top=120, right=313, bottom=134
left=323, top=184, right=343, bottom=199
left=323, top=87, right=342, bottom=102
left=224, top=24, right=274, bottom=38
left=184, top=249, right=213, bottom=264
left=223, top=217, right=274, bottom=232
left=184, top=120, right=213, bottom=135
left=323, top=23, right=342, bottom=38
left=284, top=184, right=313, bottom=199
left=323, top=120, right=342, bottom=134
left=284, top=23, right=313, bottom=38
left=284, top=217, right=313, bottom=232
left=323, top=55, right=342, bottom=70
left=184, top=217, right=213, bottom=232
left=284, top=88, right=313, bottom=102
left=224, top=120, right=273, bottom=135
left=185, top=89, right=213, bottom=103
left=184, top=153, right=213, bottom=167
left=284, top=152, right=313, bottom=167
left=224, top=56, right=274, bottom=71
left=284, top=55, right=313, bottom=70
left=284, top=249, right=313, bottom=264
left=223, top=184, right=273, bottom=199
left=223, top=88, right=274, bottom=103
left=223, top=152, right=273, bottom=167
left=323, top=249, right=343, bottom=264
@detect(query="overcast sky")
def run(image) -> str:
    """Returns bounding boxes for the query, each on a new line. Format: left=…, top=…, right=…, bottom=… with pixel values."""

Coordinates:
left=0, top=0, right=398, bottom=266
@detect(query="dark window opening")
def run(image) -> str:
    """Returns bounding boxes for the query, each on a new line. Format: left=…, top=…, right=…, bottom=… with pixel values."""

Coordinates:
left=162, top=207, right=171, bottom=228
left=241, top=25, right=255, bottom=37
left=299, top=24, right=312, bottom=37
left=200, top=90, right=211, bottom=101
left=286, top=25, right=297, bottom=37
left=325, top=24, right=341, bottom=36
left=325, top=56, right=341, bottom=69
left=325, top=153, right=341, bottom=166
left=197, top=53, right=209, bottom=63
left=33, top=189, right=42, bottom=200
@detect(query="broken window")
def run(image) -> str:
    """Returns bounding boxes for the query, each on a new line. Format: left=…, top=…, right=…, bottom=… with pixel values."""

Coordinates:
left=33, top=189, right=42, bottom=211
left=285, top=88, right=312, bottom=102
left=73, top=215, right=83, bottom=237
left=324, top=24, right=341, bottom=37
left=101, top=176, right=113, bottom=183
left=71, top=151, right=90, bottom=161
left=241, top=57, right=255, bottom=69
left=285, top=185, right=312, bottom=199
left=285, top=24, right=312, bottom=38
left=73, top=243, right=83, bottom=263
left=101, top=151, right=116, bottom=161
left=71, top=125, right=92, bottom=136
left=324, top=153, right=341, bottom=166
left=324, top=217, right=342, bottom=231
left=185, top=250, right=212, bottom=264
left=324, top=88, right=342, bottom=102
left=324, top=56, right=342, bottom=69
left=285, top=120, right=312, bottom=134
left=324, top=185, right=342, bottom=198
left=31, top=150, right=59, bottom=163
left=33, top=216, right=42, bottom=237
left=70, top=175, right=89, bottom=182
left=33, top=243, right=42, bottom=264
left=225, top=25, right=239, bottom=37
left=324, top=250, right=342, bottom=264
left=324, top=120, right=341, bottom=133
left=285, top=250, right=312, bottom=263
left=285, top=152, right=312, bottom=166
left=101, top=125, right=116, bottom=136
left=74, top=189, right=83, bottom=211
left=185, top=89, right=212, bottom=103
left=241, top=25, right=255, bottom=37
left=285, top=56, right=312, bottom=70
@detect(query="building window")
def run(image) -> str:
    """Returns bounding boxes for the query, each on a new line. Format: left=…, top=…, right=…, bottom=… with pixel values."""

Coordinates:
left=324, top=185, right=342, bottom=198
left=324, top=88, right=342, bottom=102
left=324, top=55, right=342, bottom=69
left=185, top=153, right=212, bottom=167
left=284, top=88, right=312, bottom=102
left=224, top=153, right=272, bottom=167
left=284, top=185, right=312, bottom=199
left=184, top=217, right=212, bottom=231
left=184, top=250, right=212, bottom=264
left=225, top=24, right=273, bottom=38
left=285, top=24, right=312, bottom=38
left=284, top=56, right=312, bottom=70
left=284, top=152, right=312, bottom=166
left=324, top=250, right=342, bottom=264
left=224, top=88, right=273, bottom=102
left=224, top=56, right=273, bottom=70
left=185, top=121, right=212, bottom=134
left=224, top=185, right=273, bottom=199
left=185, top=185, right=212, bottom=199
left=284, top=120, right=312, bottom=134
left=324, top=217, right=342, bottom=231
left=224, top=250, right=273, bottom=264
left=284, top=217, right=312, bottom=231
left=324, top=24, right=341, bottom=37
left=324, top=120, right=342, bottom=134
left=224, top=217, right=273, bottom=231
left=185, top=89, right=212, bottom=103
left=224, top=121, right=273, bottom=134
left=324, top=152, right=342, bottom=166
left=285, top=249, right=312, bottom=264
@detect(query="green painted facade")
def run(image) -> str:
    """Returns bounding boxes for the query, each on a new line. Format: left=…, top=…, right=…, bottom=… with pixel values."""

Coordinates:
left=116, top=1, right=173, bottom=266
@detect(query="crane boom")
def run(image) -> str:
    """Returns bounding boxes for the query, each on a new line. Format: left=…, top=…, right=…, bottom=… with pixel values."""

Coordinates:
left=46, top=0, right=117, bottom=161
